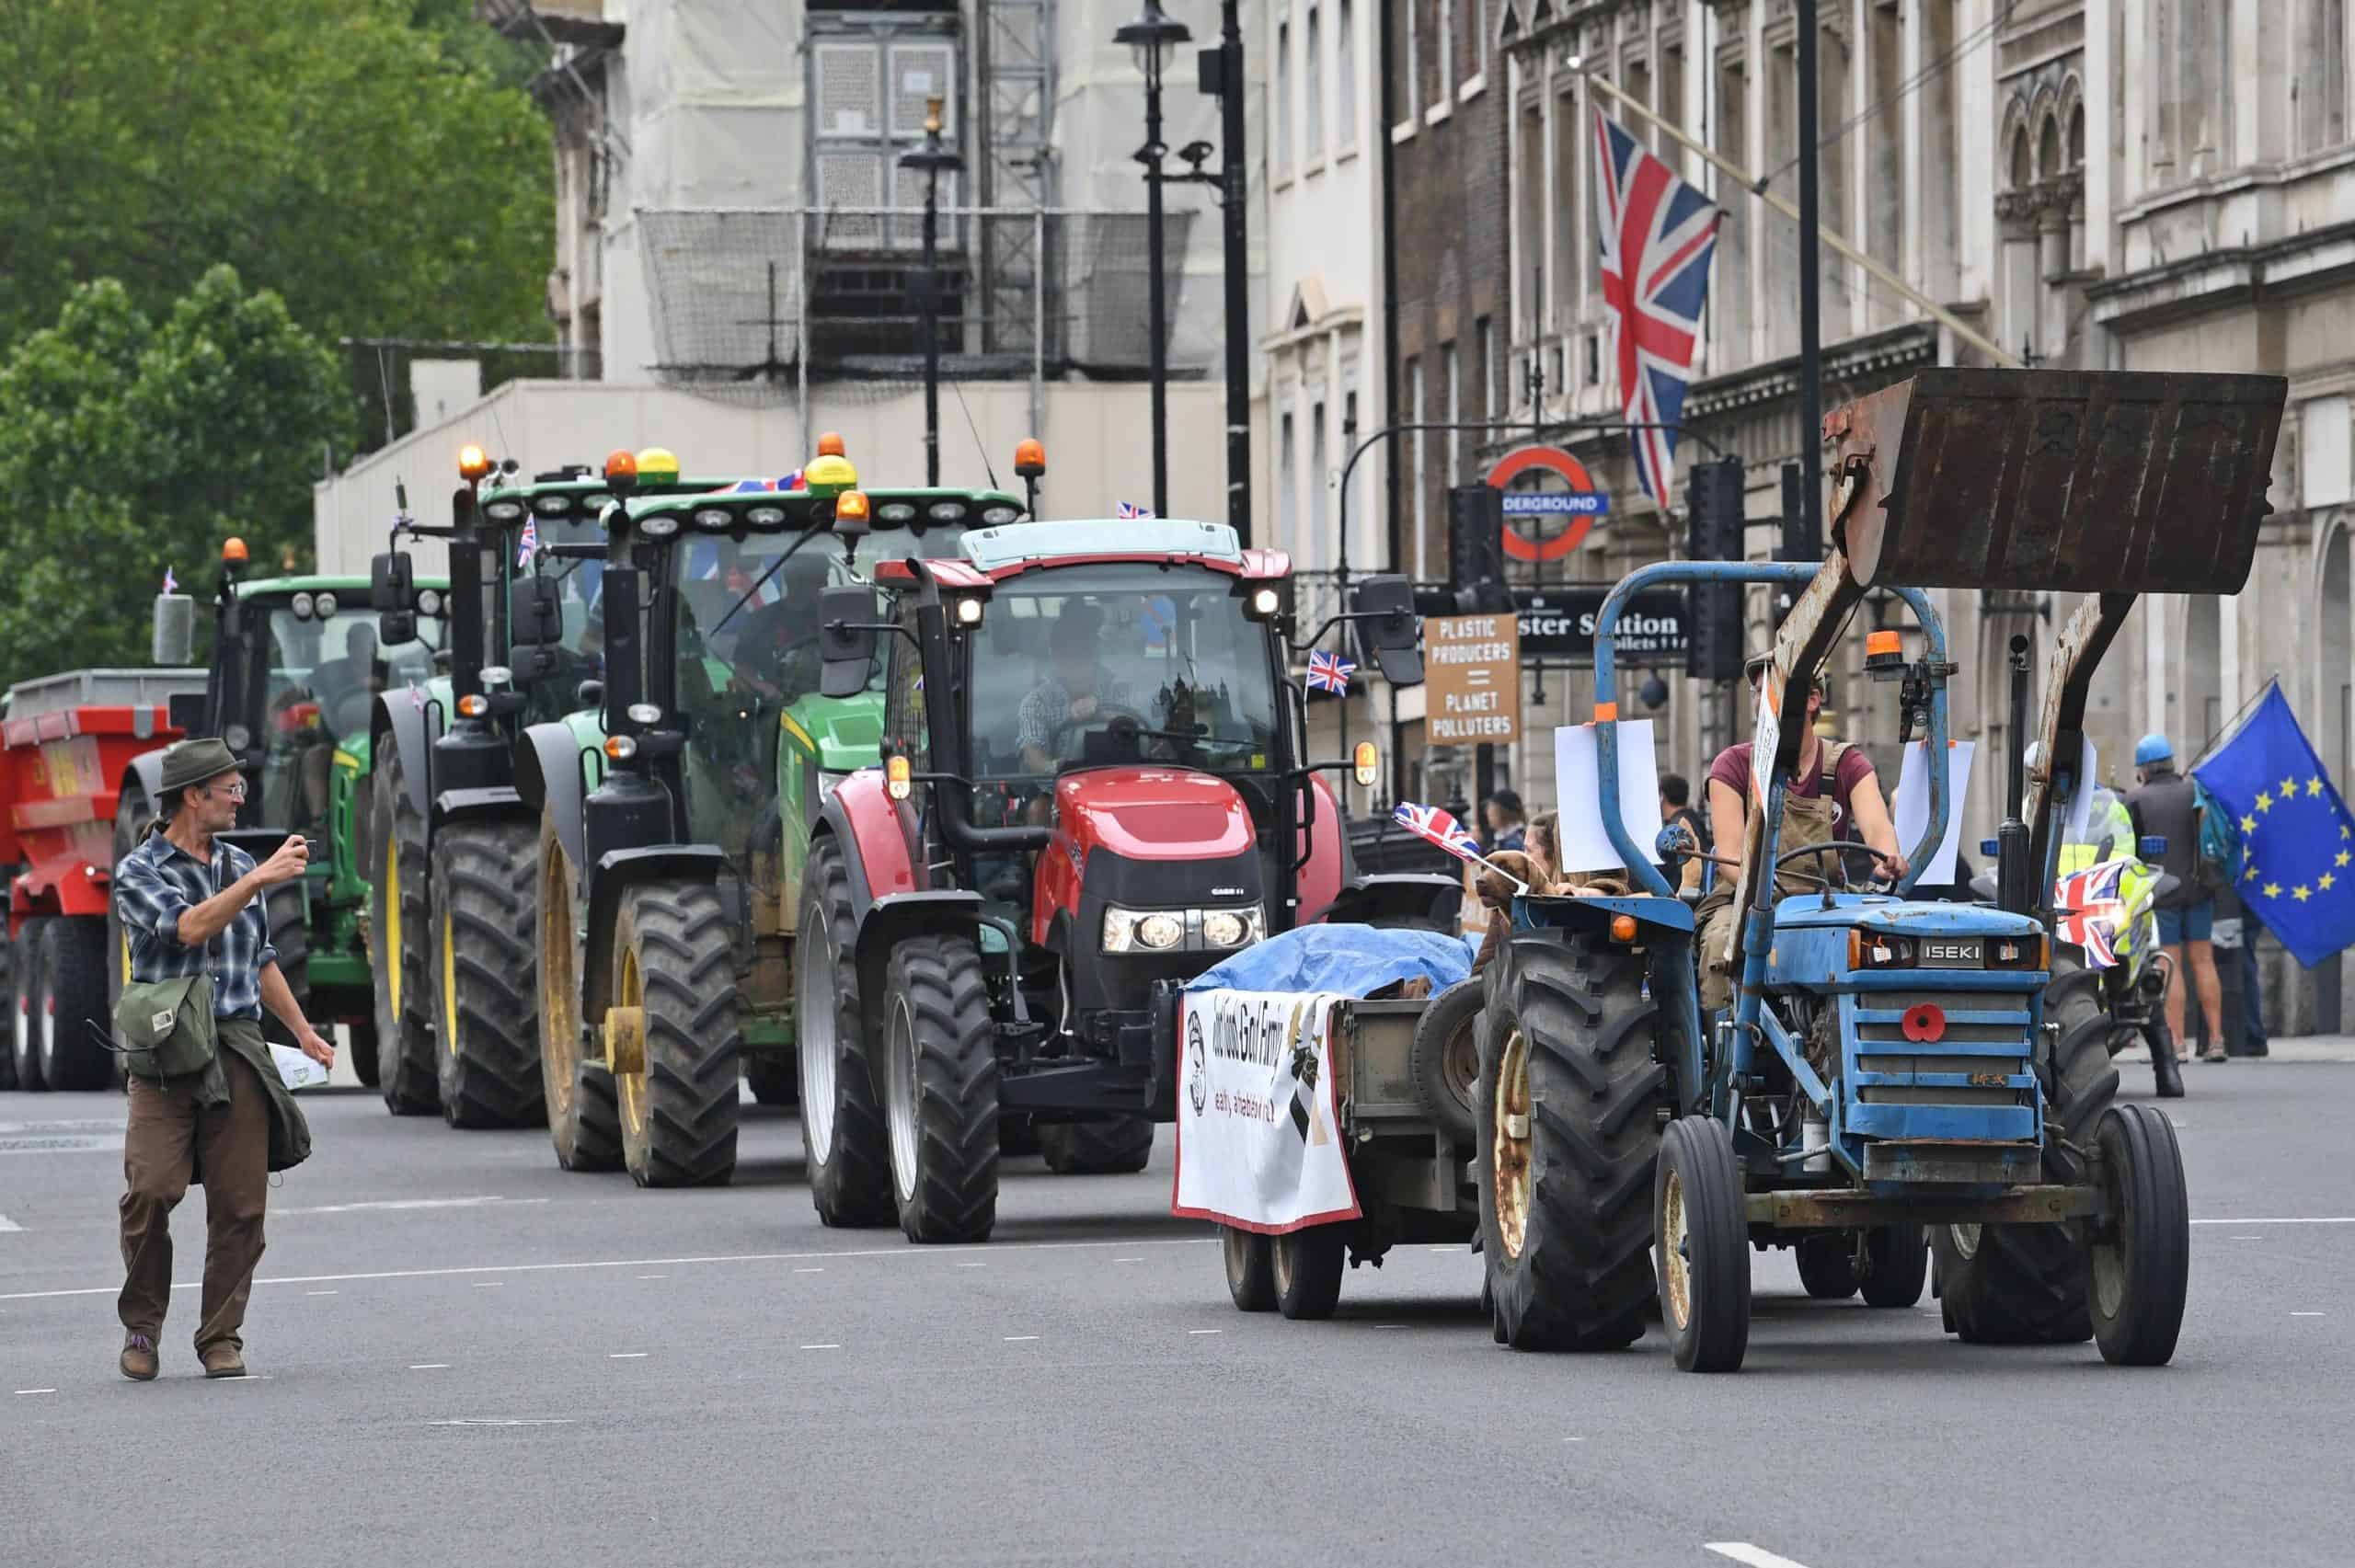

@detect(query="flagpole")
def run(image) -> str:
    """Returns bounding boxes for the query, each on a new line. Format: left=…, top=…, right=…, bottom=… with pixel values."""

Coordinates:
left=1797, top=0, right=1826, bottom=587
left=1572, top=64, right=2022, bottom=370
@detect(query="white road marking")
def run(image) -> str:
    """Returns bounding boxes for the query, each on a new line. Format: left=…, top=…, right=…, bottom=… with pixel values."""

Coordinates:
left=608, top=1352, right=648, bottom=1359
left=0, top=1235, right=1219, bottom=1303
left=800, top=1344, right=841, bottom=1351
left=1188, top=1329, right=1222, bottom=1336
left=2232, top=1235, right=2264, bottom=1241
left=15, top=1388, right=57, bottom=1395
left=1706, top=1544, right=1815, bottom=1568
left=635, top=1275, right=668, bottom=1280
left=1374, top=1324, right=1406, bottom=1331
left=276, top=1196, right=548, bottom=1217
left=409, top=1364, right=451, bottom=1371
left=956, top=1262, right=986, bottom=1268
left=306, top=1290, right=338, bottom=1297
left=473, top=1282, right=505, bottom=1288
left=0, top=1214, right=22, bottom=1232
left=1004, top=1335, right=1040, bottom=1342
left=429, top=1419, right=576, bottom=1428
left=794, top=1267, right=824, bottom=1275
left=1114, top=1257, right=1143, bottom=1264
left=2292, top=1311, right=2325, bottom=1317
left=2189, top=1217, right=2355, bottom=1226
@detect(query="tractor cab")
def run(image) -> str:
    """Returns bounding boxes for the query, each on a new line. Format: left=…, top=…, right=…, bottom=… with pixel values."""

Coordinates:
left=801, top=516, right=1436, bottom=1242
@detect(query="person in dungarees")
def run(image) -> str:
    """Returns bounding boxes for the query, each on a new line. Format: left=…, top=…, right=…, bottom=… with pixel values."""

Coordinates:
left=1694, top=657, right=1909, bottom=1013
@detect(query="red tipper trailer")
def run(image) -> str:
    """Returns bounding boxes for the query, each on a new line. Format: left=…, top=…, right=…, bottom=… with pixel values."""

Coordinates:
left=1, top=667, right=205, bottom=1090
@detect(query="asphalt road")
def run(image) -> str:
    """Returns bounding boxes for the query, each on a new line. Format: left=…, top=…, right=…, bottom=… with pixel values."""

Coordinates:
left=3, top=1058, right=2351, bottom=1568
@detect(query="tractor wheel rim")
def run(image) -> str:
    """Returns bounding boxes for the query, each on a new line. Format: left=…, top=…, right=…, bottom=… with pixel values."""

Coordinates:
left=1271, top=1234, right=1294, bottom=1298
left=541, top=855, right=578, bottom=1125
left=798, top=932, right=837, bottom=1165
left=1661, top=1168, right=1693, bottom=1331
left=385, top=838, right=402, bottom=1018
left=442, top=912, right=459, bottom=1059
left=1950, top=1222, right=1982, bottom=1261
left=615, top=944, right=646, bottom=1146
left=1221, top=1227, right=1253, bottom=1291
left=40, top=993, right=55, bottom=1074
left=119, top=927, right=132, bottom=990
left=1492, top=1025, right=1534, bottom=1261
left=885, top=998, right=920, bottom=1199
left=2091, top=1149, right=2129, bottom=1319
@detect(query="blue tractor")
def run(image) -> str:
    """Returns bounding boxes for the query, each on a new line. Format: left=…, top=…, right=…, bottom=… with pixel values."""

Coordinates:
left=1475, top=367, right=2286, bottom=1372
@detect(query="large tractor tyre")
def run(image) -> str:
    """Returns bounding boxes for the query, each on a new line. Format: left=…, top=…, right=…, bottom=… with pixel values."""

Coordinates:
left=369, top=755, right=439, bottom=1116
left=1476, top=933, right=1664, bottom=1352
left=0, top=924, right=15, bottom=1091
left=745, top=1054, right=798, bottom=1106
left=537, top=809, right=619, bottom=1173
left=347, top=1019, right=382, bottom=1089
left=11, top=915, right=52, bottom=1091
left=1655, top=1116, right=1752, bottom=1374
left=262, top=884, right=310, bottom=1056
left=1859, top=1224, right=1930, bottom=1309
left=609, top=881, right=741, bottom=1187
left=431, top=821, right=546, bottom=1129
left=1935, top=952, right=2118, bottom=1345
left=1038, top=1116, right=1155, bottom=1175
left=1272, top=1225, right=1350, bottom=1321
left=106, top=791, right=146, bottom=1040
left=1796, top=1234, right=1861, bottom=1300
left=879, top=933, right=1000, bottom=1243
left=2089, top=1104, right=2191, bottom=1367
left=1222, top=1226, right=1278, bottom=1312
left=1408, top=979, right=1484, bottom=1148
left=37, top=918, right=113, bottom=1092
left=796, top=841, right=893, bottom=1226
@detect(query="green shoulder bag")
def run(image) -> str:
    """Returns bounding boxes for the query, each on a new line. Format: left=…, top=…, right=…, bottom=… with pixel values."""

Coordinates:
left=114, top=972, right=219, bottom=1082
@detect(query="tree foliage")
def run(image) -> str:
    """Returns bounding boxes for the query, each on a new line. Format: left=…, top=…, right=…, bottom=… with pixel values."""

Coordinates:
left=0, top=269, right=355, bottom=681
left=0, top=0, right=553, bottom=354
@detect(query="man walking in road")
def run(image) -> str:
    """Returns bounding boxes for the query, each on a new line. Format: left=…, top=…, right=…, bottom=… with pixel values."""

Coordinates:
left=2127, top=733, right=2225, bottom=1063
left=112, top=738, right=333, bottom=1381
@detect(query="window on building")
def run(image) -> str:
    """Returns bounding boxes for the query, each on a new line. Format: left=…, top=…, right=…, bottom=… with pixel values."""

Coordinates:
left=1443, top=340, right=1462, bottom=494
left=1310, top=400, right=1329, bottom=561
left=1337, top=0, right=1357, bottom=147
left=1404, top=0, right=1421, bottom=123
left=1306, top=6, right=1324, bottom=157
left=1553, top=85, right=1580, bottom=324
left=1476, top=316, right=1494, bottom=424
left=2297, top=0, right=2349, bottom=155
left=1277, top=19, right=1292, bottom=174
left=1406, top=355, right=1426, bottom=574
left=1585, top=331, right=1601, bottom=390
left=1279, top=408, right=1299, bottom=552
left=1438, top=0, right=1454, bottom=97
left=2151, top=0, right=2235, bottom=180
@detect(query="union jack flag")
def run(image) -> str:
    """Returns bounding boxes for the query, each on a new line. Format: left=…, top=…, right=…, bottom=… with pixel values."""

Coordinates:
left=723, top=470, right=806, bottom=493
left=1304, top=648, right=1355, bottom=695
left=516, top=514, right=538, bottom=569
left=2054, top=860, right=2131, bottom=970
left=1116, top=500, right=1155, bottom=519
left=161, top=567, right=177, bottom=595
left=1593, top=107, right=1722, bottom=509
left=1394, top=801, right=1482, bottom=864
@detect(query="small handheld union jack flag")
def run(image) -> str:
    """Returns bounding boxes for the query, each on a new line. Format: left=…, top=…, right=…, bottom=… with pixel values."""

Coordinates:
left=2054, top=860, right=2131, bottom=970
left=1116, top=500, right=1155, bottom=519
left=1304, top=648, right=1355, bottom=695
left=516, top=514, right=539, bottom=570
left=1394, top=801, right=1482, bottom=863
left=162, top=567, right=177, bottom=595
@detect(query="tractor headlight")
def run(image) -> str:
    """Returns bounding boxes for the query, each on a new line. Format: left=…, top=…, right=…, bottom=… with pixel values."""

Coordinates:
left=638, top=514, right=680, bottom=539
left=485, top=500, right=525, bottom=521
left=290, top=591, right=316, bottom=620
left=1102, top=907, right=1187, bottom=954
left=416, top=589, right=443, bottom=617
left=315, top=591, right=339, bottom=616
left=1989, top=935, right=2049, bottom=970
left=1848, top=932, right=1917, bottom=970
left=533, top=494, right=572, bottom=517
left=479, top=665, right=513, bottom=689
left=981, top=505, right=1021, bottom=524
left=626, top=702, right=661, bottom=726
left=747, top=505, right=787, bottom=527
left=694, top=508, right=733, bottom=531
left=878, top=502, right=917, bottom=523
left=1200, top=907, right=1265, bottom=949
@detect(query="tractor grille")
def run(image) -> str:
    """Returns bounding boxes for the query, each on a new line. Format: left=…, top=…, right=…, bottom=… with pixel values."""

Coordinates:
left=1848, top=990, right=2036, bottom=1109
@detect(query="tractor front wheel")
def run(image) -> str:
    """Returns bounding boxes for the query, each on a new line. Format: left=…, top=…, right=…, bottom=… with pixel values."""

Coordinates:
left=1796, top=1234, right=1859, bottom=1300
left=880, top=933, right=999, bottom=1243
left=1655, top=1116, right=1751, bottom=1373
left=2089, top=1104, right=2190, bottom=1366
left=1408, top=979, right=1483, bottom=1148
left=1222, top=1226, right=1276, bottom=1312
left=37, top=918, right=111, bottom=1091
left=1859, top=1224, right=1929, bottom=1309
left=1039, top=1116, right=1155, bottom=1174
left=370, top=754, right=438, bottom=1116
left=11, top=915, right=52, bottom=1091
left=1272, top=1226, right=1348, bottom=1320
left=1476, top=931, right=1664, bottom=1352
left=537, top=807, right=619, bottom=1173
left=608, top=881, right=741, bottom=1187
left=797, top=840, right=893, bottom=1226
left=431, top=820, right=546, bottom=1129
left=1935, top=947, right=2117, bottom=1345
left=745, top=1054, right=798, bottom=1105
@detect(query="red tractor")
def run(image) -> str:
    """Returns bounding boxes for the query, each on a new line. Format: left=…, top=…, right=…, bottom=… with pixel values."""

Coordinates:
left=802, top=516, right=1454, bottom=1242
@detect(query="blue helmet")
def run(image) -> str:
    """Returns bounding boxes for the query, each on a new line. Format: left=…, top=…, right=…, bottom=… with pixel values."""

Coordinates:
left=2134, top=732, right=2175, bottom=767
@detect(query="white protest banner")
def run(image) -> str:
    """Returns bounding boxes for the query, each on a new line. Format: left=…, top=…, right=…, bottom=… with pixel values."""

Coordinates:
left=1552, top=718, right=1666, bottom=873
left=1892, top=738, right=1978, bottom=886
left=1171, top=989, right=1361, bottom=1233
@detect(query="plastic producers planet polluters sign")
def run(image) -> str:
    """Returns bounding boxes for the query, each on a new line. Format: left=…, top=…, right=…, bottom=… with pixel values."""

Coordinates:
left=1487, top=445, right=1612, bottom=563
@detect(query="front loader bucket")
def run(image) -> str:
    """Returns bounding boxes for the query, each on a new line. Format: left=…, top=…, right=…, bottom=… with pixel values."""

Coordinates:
left=1823, top=368, right=2287, bottom=594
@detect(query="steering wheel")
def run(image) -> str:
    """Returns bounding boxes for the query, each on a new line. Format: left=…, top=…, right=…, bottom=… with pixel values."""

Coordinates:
left=1773, top=839, right=1903, bottom=892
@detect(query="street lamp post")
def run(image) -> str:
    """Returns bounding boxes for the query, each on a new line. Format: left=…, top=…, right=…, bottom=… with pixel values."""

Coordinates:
left=899, top=95, right=962, bottom=487
left=1115, top=3, right=1192, bottom=521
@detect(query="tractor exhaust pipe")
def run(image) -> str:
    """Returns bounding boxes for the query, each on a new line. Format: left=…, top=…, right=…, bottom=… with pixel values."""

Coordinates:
left=1997, top=634, right=2033, bottom=915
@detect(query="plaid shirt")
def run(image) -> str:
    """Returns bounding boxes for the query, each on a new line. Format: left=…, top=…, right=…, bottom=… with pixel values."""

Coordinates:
left=1015, top=670, right=1133, bottom=761
left=113, top=831, right=278, bottom=1021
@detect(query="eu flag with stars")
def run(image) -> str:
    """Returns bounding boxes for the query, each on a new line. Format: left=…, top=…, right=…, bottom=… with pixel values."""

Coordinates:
left=2193, top=681, right=2355, bottom=967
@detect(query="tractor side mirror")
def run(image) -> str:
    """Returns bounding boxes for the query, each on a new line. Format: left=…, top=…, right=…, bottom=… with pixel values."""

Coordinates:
left=2139, top=835, right=2168, bottom=861
left=378, top=611, right=419, bottom=647
left=1350, top=574, right=1422, bottom=687
left=153, top=591, right=195, bottom=667
left=372, top=550, right=414, bottom=612
left=512, top=573, right=564, bottom=647
left=818, top=583, right=882, bottom=700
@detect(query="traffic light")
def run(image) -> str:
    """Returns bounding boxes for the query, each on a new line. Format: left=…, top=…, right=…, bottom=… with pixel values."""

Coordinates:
left=1684, top=456, right=1745, bottom=683
left=1446, top=484, right=1511, bottom=612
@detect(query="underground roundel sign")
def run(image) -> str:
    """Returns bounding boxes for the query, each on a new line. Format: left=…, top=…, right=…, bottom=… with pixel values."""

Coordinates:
left=1487, top=446, right=1613, bottom=562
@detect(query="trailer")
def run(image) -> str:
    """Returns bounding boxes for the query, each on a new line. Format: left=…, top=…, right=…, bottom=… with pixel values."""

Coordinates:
left=1, top=669, right=204, bottom=1089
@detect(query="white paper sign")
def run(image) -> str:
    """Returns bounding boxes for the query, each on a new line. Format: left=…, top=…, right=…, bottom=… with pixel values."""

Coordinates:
left=1171, top=990, right=1361, bottom=1233
left=1893, top=738, right=1978, bottom=886
left=270, top=1042, right=331, bottom=1093
left=2062, top=735, right=2098, bottom=845
left=1552, top=718, right=1666, bottom=874
left=1750, top=679, right=1784, bottom=812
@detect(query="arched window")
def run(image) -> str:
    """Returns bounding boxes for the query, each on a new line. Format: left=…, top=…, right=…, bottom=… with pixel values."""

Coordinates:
left=2009, top=125, right=2032, bottom=190
left=2038, top=115, right=2062, bottom=181
left=2068, top=103, right=2085, bottom=168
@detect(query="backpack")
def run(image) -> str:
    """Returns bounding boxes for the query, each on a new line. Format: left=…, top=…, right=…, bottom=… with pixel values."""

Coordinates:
left=2191, top=778, right=2239, bottom=893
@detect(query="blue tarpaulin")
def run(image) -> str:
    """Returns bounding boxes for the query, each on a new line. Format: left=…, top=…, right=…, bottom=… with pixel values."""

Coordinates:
left=1185, top=923, right=1475, bottom=997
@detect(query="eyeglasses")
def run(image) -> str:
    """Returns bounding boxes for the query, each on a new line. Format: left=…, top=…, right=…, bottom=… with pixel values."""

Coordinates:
left=205, top=780, right=249, bottom=801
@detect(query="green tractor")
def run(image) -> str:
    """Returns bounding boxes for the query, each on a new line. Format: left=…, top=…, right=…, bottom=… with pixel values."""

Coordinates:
left=363, top=443, right=763, bottom=1124
left=518, top=455, right=1027, bottom=1185
left=116, top=538, right=451, bottom=1076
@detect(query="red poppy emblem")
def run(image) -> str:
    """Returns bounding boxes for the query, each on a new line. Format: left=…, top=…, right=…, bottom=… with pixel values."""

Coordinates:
left=1901, top=1002, right=1947, bottom=1043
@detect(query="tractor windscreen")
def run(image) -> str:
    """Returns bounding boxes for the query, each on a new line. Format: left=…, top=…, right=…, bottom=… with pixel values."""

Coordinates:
left=965, top=561, right=1281, bottom=780
left=261, top=600, right=443, bottom=841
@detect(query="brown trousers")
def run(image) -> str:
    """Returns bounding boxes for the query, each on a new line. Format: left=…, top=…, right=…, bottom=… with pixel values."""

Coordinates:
left=118, top=1027, right=270, bottom=1353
